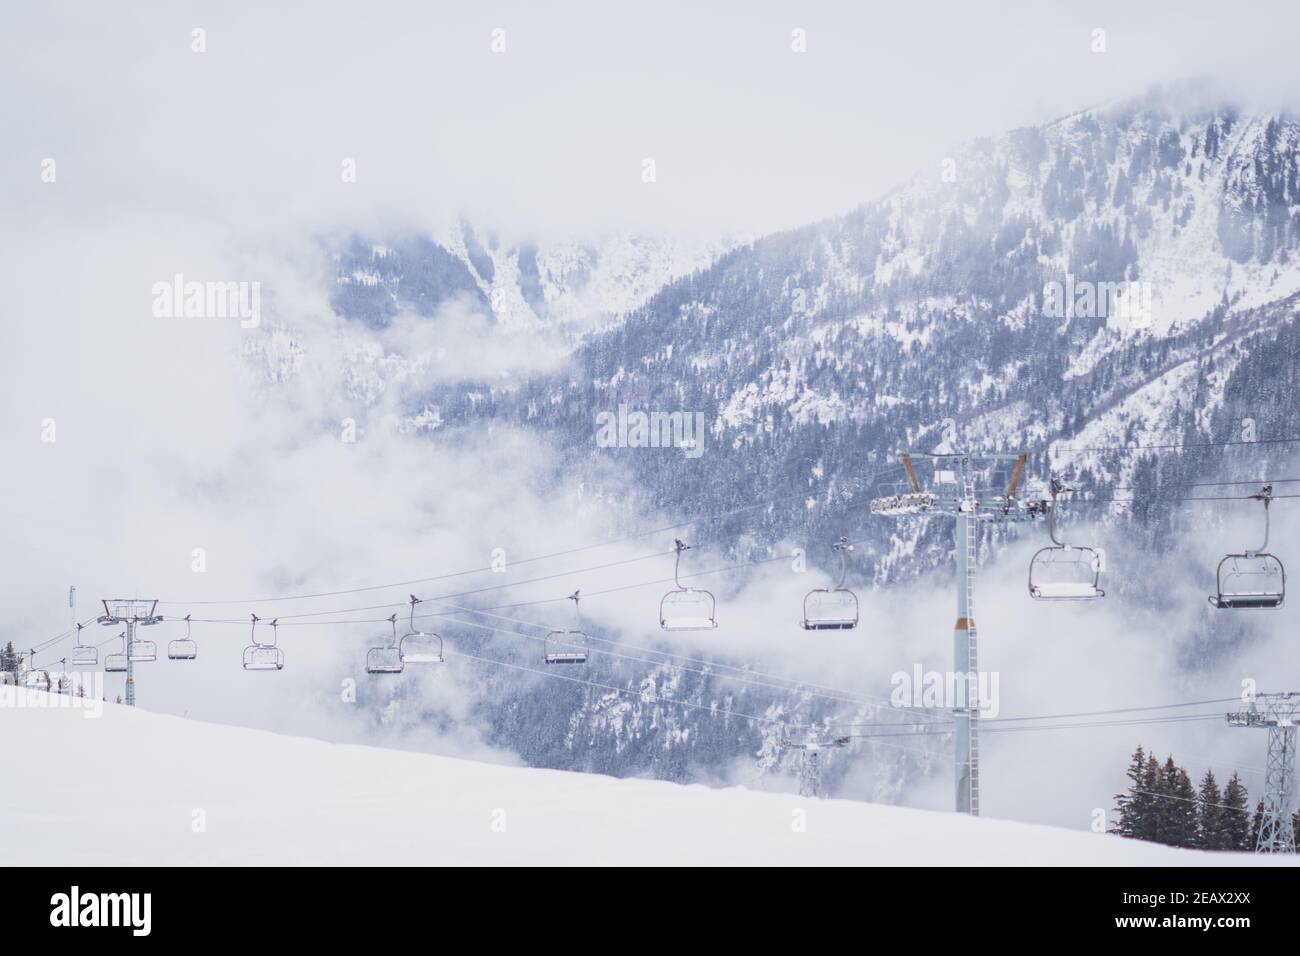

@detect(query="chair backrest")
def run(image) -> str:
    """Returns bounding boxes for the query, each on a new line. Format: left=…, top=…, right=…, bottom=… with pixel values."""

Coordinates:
left=399, top=631, right=444, bottom=664
left=801, top=588, right=859, bottom=629
left=544, top=629, right=588, bottom=663
left=167, top=639, right=198, bottom=660
left=242, top=644, right=284, bottom=671
left=366, top=645, right=404, bottom=674
left=660, top=588, right=717, bottom=630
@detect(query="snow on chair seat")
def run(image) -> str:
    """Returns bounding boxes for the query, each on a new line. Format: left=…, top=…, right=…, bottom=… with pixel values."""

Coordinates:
left=801, top=538, right=860, bottom=630
left=1029, top=580, right=1104, bottom=600
left=398, top=596, right=444, bottom=664
left=167, top=614, right=198, bottom=660
left=1027, top=480, right=1104, bottom=602
left=660, top=541, right=718, bottom=631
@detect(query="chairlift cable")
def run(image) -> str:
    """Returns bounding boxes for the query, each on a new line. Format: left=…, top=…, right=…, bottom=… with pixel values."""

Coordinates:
left=430, top=605, right=914, bottom=710
left=443, top=648, right=946, bottom=760
left=429, top=599, right=930, bottom=713
left=156, top=486, right=852, bottom=607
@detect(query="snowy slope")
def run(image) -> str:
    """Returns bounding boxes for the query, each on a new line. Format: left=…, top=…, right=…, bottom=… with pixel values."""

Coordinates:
left=1, top=690, right=1286, bottom=866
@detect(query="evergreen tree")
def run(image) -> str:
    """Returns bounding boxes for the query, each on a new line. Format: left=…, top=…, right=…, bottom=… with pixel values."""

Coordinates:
left=1222, top=773, right=1251, bottom=850
left=1250, top=800, right=1265, bottom=850
left=1161, top=760, right=1198, bottom=847
left=1196, top=769, right=1225, bottom=850
left=0, top=640, right=17, bottom=677
left=1138, top=753, right=1162, bottom=842
left=1112, top=745, right=1151, bottom=837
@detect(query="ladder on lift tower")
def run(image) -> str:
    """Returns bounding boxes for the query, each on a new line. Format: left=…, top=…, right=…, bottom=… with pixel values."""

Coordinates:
left=964, top=475, right=981, bottom=816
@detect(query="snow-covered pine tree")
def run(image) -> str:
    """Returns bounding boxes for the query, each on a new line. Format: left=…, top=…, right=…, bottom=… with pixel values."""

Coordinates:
left=0, top=641, right=17, bottom=679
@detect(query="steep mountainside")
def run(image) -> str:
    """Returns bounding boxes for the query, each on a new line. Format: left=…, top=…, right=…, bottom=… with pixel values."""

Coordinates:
left=331, top=221, right=734, bottom=337
left=316, top=89, right=1300, bottom=794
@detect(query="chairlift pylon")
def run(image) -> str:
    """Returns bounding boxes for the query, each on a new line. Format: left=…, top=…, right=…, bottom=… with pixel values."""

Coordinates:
left=168, top=614, right=198, bottom=660
left=1209, top=485, right=1285, bottom=610
left=242, top=614, right=285, bottom=671
left=545, top=591, right=589, bottom=664
left=1028, top=479, right=1105, bottom=600
left=366, top=613, right=404, bottom=675
left=70, top=623, right=97, bottom=666
left=801, top=537, right=860, bottom=630
left=398, top=595, right=444, bottom=664
left=660, top=539, right=718, bottom=630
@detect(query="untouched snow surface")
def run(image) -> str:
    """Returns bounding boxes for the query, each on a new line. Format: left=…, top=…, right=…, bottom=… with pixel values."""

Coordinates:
left=1, top=690, right=1288, bottom=866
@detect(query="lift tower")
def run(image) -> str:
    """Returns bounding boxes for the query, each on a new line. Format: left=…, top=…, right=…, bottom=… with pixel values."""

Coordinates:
left=784, top=728, right=851, bottom=798
left=870, top=451, right=1035, bottom=815
left=1227, top=692, right=1300, bottom=853
left=97, top=599, right=162, bottom=707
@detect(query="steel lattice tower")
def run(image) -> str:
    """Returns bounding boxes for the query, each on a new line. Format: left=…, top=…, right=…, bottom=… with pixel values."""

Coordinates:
left=871, top=451, right=1039, bottom=815
left=785, top=729, right=849, bottom=799
left=1227, top=692, right=1300, bottom=853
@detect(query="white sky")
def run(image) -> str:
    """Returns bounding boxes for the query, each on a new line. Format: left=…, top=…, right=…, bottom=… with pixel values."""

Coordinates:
left=3, top=0, right=1299, bottom=238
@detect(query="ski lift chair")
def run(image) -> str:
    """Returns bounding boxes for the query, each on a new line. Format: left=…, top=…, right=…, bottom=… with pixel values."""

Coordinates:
left=545, top=591, right=589, bottom=664
left=398, top=595, right=444, bottom=664
left=104, top=634, right=128, bottom=673
left=1209, top=486, right=1285, bottom=609
left=1028, top=479, right=1105, bottom=600
left=128, top=638, right=157, bottom=662
left=70, top=624, right=98, bottom=666
left=168, top=614, right=198, bottom=660
left=366, top=614, right=404, bottom=675
left=660, top=540, right=718, bottom=631
left=801, top=537, right=860, bottom=630
left=242, top=615, right=285, bottom=671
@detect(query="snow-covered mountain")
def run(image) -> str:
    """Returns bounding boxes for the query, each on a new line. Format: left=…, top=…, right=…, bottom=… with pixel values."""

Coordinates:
left=330, top=220, right=735, bottom=337
left=498, top=88, right=1300, bottom=568
left=264, top=86, right=1300, bottom=800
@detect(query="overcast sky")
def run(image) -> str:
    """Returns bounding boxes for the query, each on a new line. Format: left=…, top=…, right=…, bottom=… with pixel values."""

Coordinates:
left=4, top=0, right=1300, bottom=239
left=2, top=1, right=1298, bottom=821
